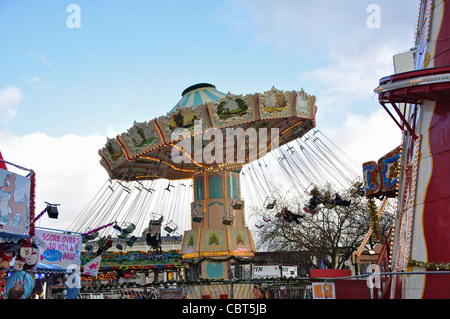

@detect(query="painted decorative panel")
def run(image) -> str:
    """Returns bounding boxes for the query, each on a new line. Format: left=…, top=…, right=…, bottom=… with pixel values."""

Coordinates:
left=208, top=93, right=256, bottom=127
left=362, top=145, right=401, bottom=198
left=117, top=121, right=162, bottom=158
left=181, top=230, right=199, bottom=256
left=258, top=87, right=294, bottom=120
left=363, top=161, right=381, bottom=197
left=199, top=228, right=227, bottom=252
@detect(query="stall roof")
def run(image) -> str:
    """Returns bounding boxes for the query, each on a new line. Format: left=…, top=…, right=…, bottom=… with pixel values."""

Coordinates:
left=0, top=232, right=29, bottom=243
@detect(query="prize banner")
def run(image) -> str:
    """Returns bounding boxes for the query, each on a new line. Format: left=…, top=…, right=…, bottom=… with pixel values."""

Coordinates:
left=34, top=229, right=82, bottom=270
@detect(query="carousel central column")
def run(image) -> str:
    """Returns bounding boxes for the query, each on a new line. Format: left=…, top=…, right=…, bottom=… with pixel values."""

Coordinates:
left=181, top=163, right=256, bottom=280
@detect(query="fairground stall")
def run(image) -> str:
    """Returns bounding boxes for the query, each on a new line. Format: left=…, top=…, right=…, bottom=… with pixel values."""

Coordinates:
left=0, top=153, right=83, bottom=299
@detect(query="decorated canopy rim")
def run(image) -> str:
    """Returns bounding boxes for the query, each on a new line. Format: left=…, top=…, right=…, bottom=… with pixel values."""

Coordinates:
left=99, top=84, right=317, bottom=181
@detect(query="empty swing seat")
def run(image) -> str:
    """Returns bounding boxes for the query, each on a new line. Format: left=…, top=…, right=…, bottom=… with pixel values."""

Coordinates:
left=118, top=232, right=129, bottom=240
left=231, top=199, right=244, bottom=210
left=149, top=215, right=163, bottom=226
left=122, top=223, right=136, bottom=234
left=222, top=214, right=234, bottom=226
left=264, top=197, right=276, bottom=210
left=126, top=236, right=137, bottom=247
left=192, top=211, right=204, bottom=223
left=164, top=221, right=178, bottom=233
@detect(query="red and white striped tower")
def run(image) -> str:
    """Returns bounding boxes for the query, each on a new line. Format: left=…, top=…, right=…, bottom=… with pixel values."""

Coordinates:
left=375, top=0, right=450, bottom=298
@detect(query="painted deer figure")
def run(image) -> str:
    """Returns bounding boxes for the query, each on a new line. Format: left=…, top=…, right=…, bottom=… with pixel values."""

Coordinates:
left=0, top=173, right=28, bottom=228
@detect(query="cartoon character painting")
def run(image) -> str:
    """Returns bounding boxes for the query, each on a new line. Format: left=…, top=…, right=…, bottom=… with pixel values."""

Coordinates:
left=0, top=173, right=28, bottom=229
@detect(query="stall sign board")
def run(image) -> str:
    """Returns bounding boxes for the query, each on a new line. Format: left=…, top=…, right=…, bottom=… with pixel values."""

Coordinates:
left=34, top=229, right=82, bottom=270
left=312, top=282, right=336, bottom=299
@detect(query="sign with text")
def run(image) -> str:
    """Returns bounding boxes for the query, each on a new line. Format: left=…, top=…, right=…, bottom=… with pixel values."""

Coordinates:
left=312, top=282, right=336, bottom=299
left=34, top=229, right=82, bottom=270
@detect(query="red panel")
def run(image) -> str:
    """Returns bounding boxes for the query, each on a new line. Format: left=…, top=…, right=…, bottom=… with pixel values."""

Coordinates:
left=422, top=272, right=450, bottom=299
left=335, top=280, right=371, bottom=299
left=423, top=98, right=450, bottom=264
left=310, top=269, right=351, bottom=278
left=423, top=199, right=450, bottom=262
left=434, top=2, right=450, bottom=68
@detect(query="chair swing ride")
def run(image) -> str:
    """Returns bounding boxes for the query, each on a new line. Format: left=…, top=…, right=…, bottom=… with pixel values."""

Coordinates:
left=69, top=83, right=324, bottom=277
left=70, top=83, right=379, bottom=279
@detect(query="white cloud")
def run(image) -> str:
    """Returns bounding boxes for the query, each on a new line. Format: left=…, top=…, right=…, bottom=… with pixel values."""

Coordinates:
left=0, top=86, right=23, bottom=123
left=299, top=42, right=399, bottom=117
left=26, top=76, right=41, bottom=84
left=224, top=0, right=416, bottom=125
left=26, top=51, right=53, bottom=68
left=21, top=74, right=54, bottom=91
left=0, top=131, right=108, bottom=231
left=39, top=56, right=53, bottom=68
left=322, top=109, right=402, bottom=167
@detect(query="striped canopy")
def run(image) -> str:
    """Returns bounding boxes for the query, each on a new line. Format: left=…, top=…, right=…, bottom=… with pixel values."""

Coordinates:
left=170, top=83, right=226, bottom=112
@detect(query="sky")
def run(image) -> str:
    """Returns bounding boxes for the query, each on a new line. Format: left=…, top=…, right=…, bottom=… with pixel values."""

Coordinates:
left=0, top=1, right=419, bottom=232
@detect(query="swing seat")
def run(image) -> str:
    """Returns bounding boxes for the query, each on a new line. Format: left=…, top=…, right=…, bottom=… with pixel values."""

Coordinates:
left=222, top=214, right=234, bottom=226
left=122, top=223, right=136, bottom=234
left=164, top=226, right=177, bottom=233
left=264, top=198, right=277, bottom=210
left=85, top=244, right=94, bottom=252
left=322, top=192, right=334, bottom=209
left=192, top=206, right=204, bottom=222
left=309, top=195, right=323, bottom=206
left=350, top=187, right=364, bottom=198
left=164, top=221, right=178, bottom=233
left=97, top=237, right=106, bottom=246
left=146, top=233, right=161, bottom=249
left=323, top=201, right=335, bottom=209
left=82, top=231, right=99, bottom=243
left=192, top=212, right=204, bottom=223
left=323, top=191, right=331, bottom=202
left=118, top=232, right=129, bottom=240
left=192, top=216, right=204, bottom=223
left=353, top=181, right=363, bottom=189
left=149, top=215, right=163, bottom=226
left=303, top=205, right=318, bottom=215
left=126, top=236, right=137, bottom=247
left=231, top=199, right=244, bottom=210
left=222, top=219, right=233, bottom=226
left=98, top=237, right=112, bottom=251
left=116, top=243, right=124, bottom=250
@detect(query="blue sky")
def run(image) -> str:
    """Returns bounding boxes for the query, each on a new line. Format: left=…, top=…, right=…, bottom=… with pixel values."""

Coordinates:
left=0, top=1, right=418, bottom=230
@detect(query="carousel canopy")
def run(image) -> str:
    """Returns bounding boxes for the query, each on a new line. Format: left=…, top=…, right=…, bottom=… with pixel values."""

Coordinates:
left=99, top=84, right=317, bottom=181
